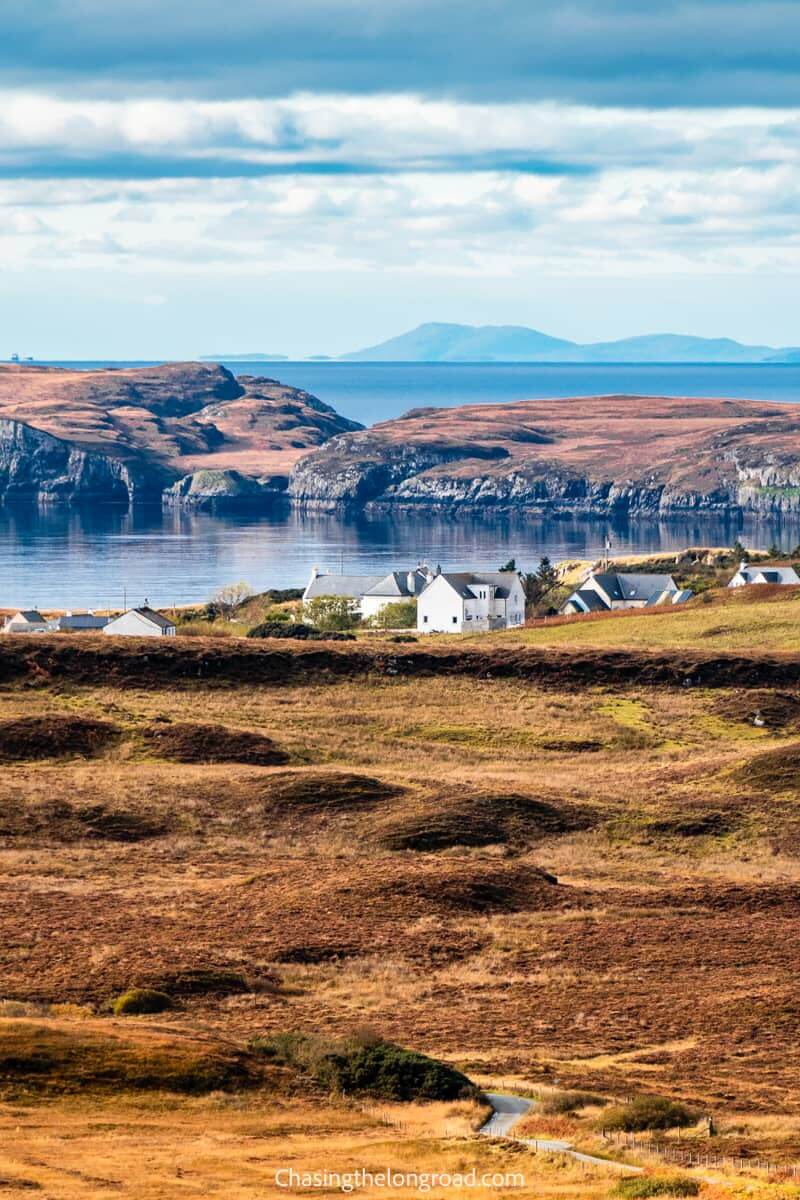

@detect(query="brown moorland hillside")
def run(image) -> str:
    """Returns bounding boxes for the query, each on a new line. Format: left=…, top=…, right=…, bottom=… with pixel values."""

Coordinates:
left=3, top=649, right=800, bottom=1136
left=0, top=361, right=360, bottom=504
left=289, top=392, right=800, bottom=514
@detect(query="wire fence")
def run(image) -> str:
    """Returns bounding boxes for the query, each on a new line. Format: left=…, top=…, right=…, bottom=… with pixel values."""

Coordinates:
left=602, top=1131, right=800, bottom=1178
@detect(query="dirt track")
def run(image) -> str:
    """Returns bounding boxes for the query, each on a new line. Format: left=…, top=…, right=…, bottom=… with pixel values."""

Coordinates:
left=3, top=634, right=800, bottom=690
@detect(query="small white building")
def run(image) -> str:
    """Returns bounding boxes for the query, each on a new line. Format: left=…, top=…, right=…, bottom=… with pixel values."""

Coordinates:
left=2, top=609, right=49, bottom=634
left=102, top=607, right=177, bottom=637
left=561, top=571, right=692, bottom=615
left=417, top=571, right=526, bottom=633
left=303, top=565, right=431, bottom=620
left=728, top=560, right=800, bottom=588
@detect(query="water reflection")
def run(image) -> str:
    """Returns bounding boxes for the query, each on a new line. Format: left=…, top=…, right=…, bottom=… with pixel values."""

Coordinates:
left=3, top=502, right=800, bottom=609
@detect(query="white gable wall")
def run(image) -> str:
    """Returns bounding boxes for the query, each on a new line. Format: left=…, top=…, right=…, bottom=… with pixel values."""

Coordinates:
left=417, top=575, right=465, bottom=632
left=417, top=574, right=526, bottom=633
left=103, top=611, right=175, bottom=637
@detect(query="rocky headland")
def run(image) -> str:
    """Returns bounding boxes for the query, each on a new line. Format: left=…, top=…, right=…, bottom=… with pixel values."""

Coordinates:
left=4, top=365, right=800, bottom=518
left=287, top=394, right=800, bottom=517
left=0, top=362, right=360, bottom=507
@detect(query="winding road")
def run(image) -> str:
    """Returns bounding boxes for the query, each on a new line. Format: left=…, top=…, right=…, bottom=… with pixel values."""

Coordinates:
left=480, top=1092, right=642, bottom=1176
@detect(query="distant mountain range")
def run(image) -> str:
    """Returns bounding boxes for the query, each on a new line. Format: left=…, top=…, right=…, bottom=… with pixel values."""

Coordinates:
left=200, top=353, right=289, bottom=362
left=340, top=322, right=800, bottom=364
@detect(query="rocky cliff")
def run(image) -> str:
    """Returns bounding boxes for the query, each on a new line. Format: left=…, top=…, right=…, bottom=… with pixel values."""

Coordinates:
left=0, top=418, right=165, bottom=503
left=0, top=362, right=361, bottom=507
left=288, top=394, right=800, bottom=517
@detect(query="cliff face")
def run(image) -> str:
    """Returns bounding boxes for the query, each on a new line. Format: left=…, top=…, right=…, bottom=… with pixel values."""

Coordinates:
left=0, top=362, right=361, bottom=506
left=0, top=418, right=164, bottom=503
left=287, top=395, right=800, bottom=517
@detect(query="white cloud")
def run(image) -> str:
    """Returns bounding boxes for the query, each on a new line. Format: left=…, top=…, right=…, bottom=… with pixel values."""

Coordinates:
left=1, top=90, right=800, bottom=283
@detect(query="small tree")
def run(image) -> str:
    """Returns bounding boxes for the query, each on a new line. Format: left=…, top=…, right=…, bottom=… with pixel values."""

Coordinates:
left=303, top=595, right=360, bottom=631
left=523, top=555, right=560, bottom=609
left=732, top=540, right=749, bottom=562
left=370, top=600, right=417, bottom=630
left=768, top=542, right=782, bottom=559
left=499, top=558, right=517, bottom=572
left=208, top=580, right=253, bottom=620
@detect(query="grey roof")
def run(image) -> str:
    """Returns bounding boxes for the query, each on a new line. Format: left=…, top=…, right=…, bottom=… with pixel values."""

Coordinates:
left=304, top=573, right=385, bottom=599
left=363, top=569, right=430, bottom=598
left=733, top=565, right=800, bottom=586
left=58, top=614, right=110, bottom=629
left=592, top=572, right=676, bottom=603
left=573, top=588, right=609, bottom=612
left=131, top=607, right=176, bottom=629
left=15, top=610, right=46, bottom=623
left=751, top=567, right=799, bottom=584
left=434, top=571, right=518, bottom=600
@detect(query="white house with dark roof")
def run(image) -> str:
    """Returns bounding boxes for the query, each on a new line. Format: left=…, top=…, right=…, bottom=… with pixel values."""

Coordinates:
left=303, top=565, right=432, bottom=620
left=416, top=570, right=526, bottom=633
left=561, top=571, right=692, bottom=615
left=728, top=561, right=800, bottom=588
left=102, top=607, right=177, bottom=637
left=2, top=609, right=49, bottom=634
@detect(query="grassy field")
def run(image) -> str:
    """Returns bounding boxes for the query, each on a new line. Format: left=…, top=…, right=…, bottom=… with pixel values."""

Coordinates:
left=2, top=630, right=800, bottom=1196
left=492, top=583, right=800, bottom=653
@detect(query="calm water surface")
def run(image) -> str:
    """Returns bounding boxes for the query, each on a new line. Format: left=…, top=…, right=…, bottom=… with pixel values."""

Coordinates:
left=6, top=361, right=800, bottom=608
left=36, top=359, right=800, bottom=425
left=6, top=503, right=800, bottom=610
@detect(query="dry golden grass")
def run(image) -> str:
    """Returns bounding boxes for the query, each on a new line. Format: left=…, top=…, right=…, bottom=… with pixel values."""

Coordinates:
left=491, top=584, right=800, bottom=653
left=3, top=655, right=800, bottom=1189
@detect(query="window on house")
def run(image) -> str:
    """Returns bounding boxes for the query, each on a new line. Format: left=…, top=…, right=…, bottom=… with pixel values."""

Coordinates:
left=423, top=615, right=428, bottom=623
left=452, top=616, right=458, bottom=624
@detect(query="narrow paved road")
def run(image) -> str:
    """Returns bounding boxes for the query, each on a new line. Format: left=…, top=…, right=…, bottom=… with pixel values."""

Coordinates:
left=480, top=1092, right=642, bottom=1176
left=481, top=1093, right=533, bottom=1137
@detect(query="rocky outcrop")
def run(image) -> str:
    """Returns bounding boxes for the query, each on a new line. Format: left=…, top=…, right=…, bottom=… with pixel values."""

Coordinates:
left=287, top=395, right=800, bottom=517
left=0, top=418, right=164, bottom=503
left=288, top=434, right=511, bottom=506
left=163, top=468, right=287, bottom=512
left=0, top=362, right=361, bottom=507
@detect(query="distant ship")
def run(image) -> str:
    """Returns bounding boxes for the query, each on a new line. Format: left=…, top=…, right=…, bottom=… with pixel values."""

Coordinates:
left=10, top=353, right=19, bottom=362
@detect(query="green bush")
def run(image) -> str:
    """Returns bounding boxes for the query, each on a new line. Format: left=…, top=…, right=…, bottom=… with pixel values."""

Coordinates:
left=112, top=988, right=172, bottom=1016
left=303, top=595, right=360, bottom=632
left=601, top=1096, right=699, bottom=1133
left=369, top=601, right=417, bottom=630
left=250, top=1031, right=477, bottom=1101
left=247, top=621, right=354, bottom=641
left=541, top=1089, right=606, bottom=1114
left=612, top=1177, right=700, bottom=1198
left=261, top=607, right=291, bottom=622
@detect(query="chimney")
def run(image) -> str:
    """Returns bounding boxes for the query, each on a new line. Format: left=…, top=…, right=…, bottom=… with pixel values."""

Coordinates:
left=739, top=560, right=748, bottom=572
left=407, top=570, right=416, bottom=594
left=310, top=565, right=320, bottom=581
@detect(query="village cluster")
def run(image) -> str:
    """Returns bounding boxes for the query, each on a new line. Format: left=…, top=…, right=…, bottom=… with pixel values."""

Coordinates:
left=4, top=558, right=798, bottom=639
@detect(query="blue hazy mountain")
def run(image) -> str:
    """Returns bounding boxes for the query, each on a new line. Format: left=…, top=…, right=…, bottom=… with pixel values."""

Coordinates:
left=340, top=322, right=574, bottom=362
left=200, top=353, right=289, bottom=361
left=342, top=323, right=799, bottom=363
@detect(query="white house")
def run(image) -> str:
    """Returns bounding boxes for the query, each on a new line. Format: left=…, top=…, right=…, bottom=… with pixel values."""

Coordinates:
left=728, top=560, right=800, bottom=588
left=2, top=609, right=49, bottom=634
left=303, top=565, right=432, bottom=620
left=561, top=571, right=692, bottom=615
left=102, top=607, right=177, bottom=637
left=416, top=571, right=526, bottom=633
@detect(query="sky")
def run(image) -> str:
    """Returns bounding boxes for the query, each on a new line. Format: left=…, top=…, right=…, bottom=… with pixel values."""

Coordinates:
left=3, top=1, right=800, bottom=358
